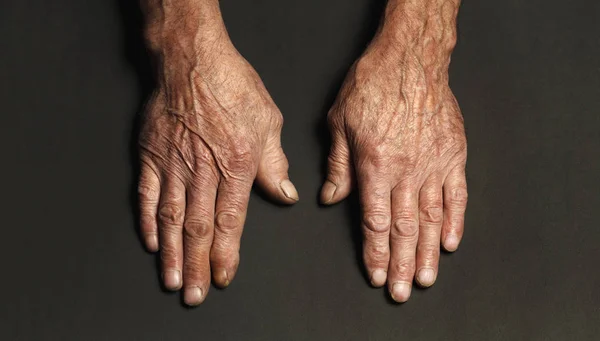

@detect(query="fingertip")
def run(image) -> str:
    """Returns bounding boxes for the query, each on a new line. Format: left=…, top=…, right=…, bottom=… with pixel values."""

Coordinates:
left=320, top=180, right=337, bottom=204
left=442, top=234, right=461, bottom=252
left=320, top=180, right=352, bottom=205
left=162, top=269, right=182, bottom=291
left=183, top=286, right=205, bottom=306
left=415, top=267, right=437, bottom=288
left=370, top=269, right=387, bottom=287
left=390, top=281, right=412, bottom=303
left=213, top=268, right=232, bottom=288
left=280, top=179, right=299, bottom=202
left=144, top=234, right=159, bottom=252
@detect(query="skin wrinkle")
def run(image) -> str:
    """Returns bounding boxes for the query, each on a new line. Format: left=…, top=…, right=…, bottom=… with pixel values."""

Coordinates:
left=323, top=0, right=467, bottom=301
left=138, top=0, right=467, bottom=306
left=138, top=0, right=299, bottom=306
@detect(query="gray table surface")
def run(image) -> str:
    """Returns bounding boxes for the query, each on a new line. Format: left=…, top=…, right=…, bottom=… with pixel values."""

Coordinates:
left=2, top=0, right=599, bottom=340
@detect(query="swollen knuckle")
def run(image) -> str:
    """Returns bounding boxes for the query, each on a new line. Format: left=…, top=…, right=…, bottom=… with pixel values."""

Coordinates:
left=138, top=182, right=159, bottom=201
left=393, top=260, right=416, bottom=278
left=216, top=210, right=241, bottom=232
left=230, top=140, right=253, bottom=161
left=420, top=205, right=443, bottom=225
left=363, top=214, right=391, bottom=233
left=392, top=214, right=419, bottom=238
left=366, top=243, right=388, bottom=261
left=183, top=218, right=212, bottom=239
left=158, top=203, right=184, bottom=226
left=448, top=187, right=468, bottom=206
left=221, top=144, right=254, bottom=174
left=273, top=111, right=284, bottom=128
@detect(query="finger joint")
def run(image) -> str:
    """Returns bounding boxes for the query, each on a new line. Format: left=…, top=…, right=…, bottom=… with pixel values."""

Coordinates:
left=215, top=211, right=242, bottom=233
left=363, top=213, right=391, bottom=233
left=158, top=203, right=184, bottom=227
left=392, top=214, right=419, bottom=239
left=420, top=205, right=443, bottom=225
left=183, top=218, right=212, bottom=240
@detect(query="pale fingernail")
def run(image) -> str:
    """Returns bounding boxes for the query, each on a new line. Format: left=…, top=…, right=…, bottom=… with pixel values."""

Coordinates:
left=163, top=269, right=181, bottom=290
left=184, top=286, right=204, bottom=306
left=215, top=269, right=230, bottom=288
left=370, top=269, right=387, bottom=287
left=416, top=268, right=436, bottom=287
left=391, top=282, right=411, bottom=303
left=280, top=179, right=299, bottom=201
left=444, top=235, right=460, bottom=252
left=321, top=180, right=337, bottom=204
left=145, top=235, right=158, bottom=251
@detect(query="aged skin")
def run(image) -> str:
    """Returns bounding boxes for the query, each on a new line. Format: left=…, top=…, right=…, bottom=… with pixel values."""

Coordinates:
left=138, top=0, right=299, bottom=306
left=138, top=0, right=467, bottom=306
left=321, top=0, right=467, bottom=302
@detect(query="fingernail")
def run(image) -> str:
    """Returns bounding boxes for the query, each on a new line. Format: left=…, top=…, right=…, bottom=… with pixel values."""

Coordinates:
left=391, top=282, right=411, bottom=303
left=416, top=268, right=436, bottom=287
left=321, top=180, right=337, bottom=204
left=215, top=269, right=230, bottom=288
left=444, top=235, right=460, bottom=252
left=184, top=286, right=204, bottom=306
left=145, top=235, right=158, bottom=251
left=280, top=179, right=299, bottom=201
left=162, top=269, right=181, bottom=290
left=370, top=269, right=387, bottom=287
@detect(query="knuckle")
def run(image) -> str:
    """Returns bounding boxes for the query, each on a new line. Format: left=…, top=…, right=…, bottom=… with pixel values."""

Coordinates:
left=420, top=205, right=443, bottom=225
left=211, top=240, right=240, bottom=258
left=445, top=30, right=458, bottom=51
left=392, top=259, right=416, bottom=278
left=367, top=154, right=387, bottom=169
left=210, top=248, right=240, bottom=270
left=138, top=182, right=159, bottom=202
left=272, top=111, right=284, bottom=128
left=363, top=213, right=391, bottom=233
left=326, top=108, right=342, bottom=127
left=215, top=210, right=242, bottom=233
left=447, top=187, right=468, bottom=207
left=158, top=203, right=184, bottom=226
left=230, top=140, right=254, bottom=161
left=418, top=243, right=440, bottom=260
left=183, top=218, right=212, bottom=239
left=220, top=142, right=255, bottom=175
left=358, top=149, right=389, bottom=170
left=392, top=213, right=419, bottom=238
left=365, top=242, right=389, bottom=262
left=353, top=57, right=376, bottom=79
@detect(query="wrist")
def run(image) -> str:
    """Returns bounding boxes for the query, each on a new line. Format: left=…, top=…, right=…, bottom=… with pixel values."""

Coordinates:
left=375, top=0, right=459, bottom=59
left=143, top=0, right=232, bottom=63
left=363, top=0, right=460, bottom=82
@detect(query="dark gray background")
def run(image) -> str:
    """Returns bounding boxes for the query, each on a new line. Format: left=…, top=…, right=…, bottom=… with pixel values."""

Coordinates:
left=1, top=0, right=599, bottom=340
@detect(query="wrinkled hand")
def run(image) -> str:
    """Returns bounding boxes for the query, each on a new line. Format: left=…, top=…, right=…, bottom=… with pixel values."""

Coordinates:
left=321, top=24, right=467, bottom=302
left=138, top=36, right=298, bottom=306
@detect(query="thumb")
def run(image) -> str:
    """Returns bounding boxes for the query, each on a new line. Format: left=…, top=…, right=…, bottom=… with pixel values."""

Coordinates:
left=255, top=132, right=299, bottom=204
left=321, top=129, right=353, bottom=205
